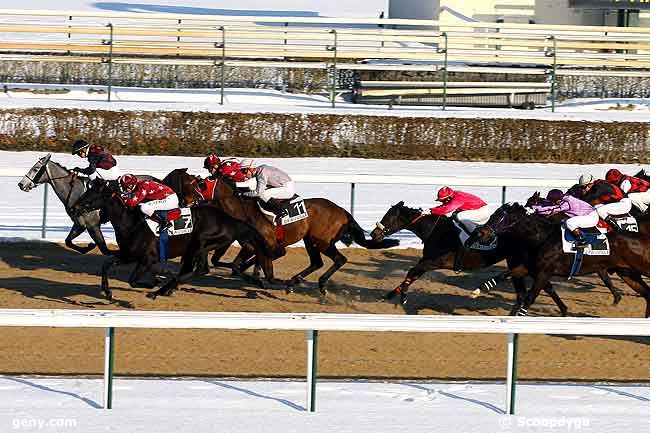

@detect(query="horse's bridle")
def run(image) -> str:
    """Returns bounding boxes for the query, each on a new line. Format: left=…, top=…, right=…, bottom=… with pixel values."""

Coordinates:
left=376, top=212, right=428, bottom=238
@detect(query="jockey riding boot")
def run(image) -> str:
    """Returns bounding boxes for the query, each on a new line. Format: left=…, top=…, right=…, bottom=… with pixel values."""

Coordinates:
left=572, top=228, right=588, bottom=248
left=453, top=228, right=480, bottom=273
left=605, top=216, right=621, bottom=231
left=149, top=212, right=171, bottom=232
left=267, top=198, right=288, bottom=220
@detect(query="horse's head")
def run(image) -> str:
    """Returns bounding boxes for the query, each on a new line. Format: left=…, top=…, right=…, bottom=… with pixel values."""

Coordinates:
left=524, top=191, right=543, bottom=208
left=163, top=168, right=204, bottom=207
left=18, top=154, right=52, bottom=192
left=476, top=202, right=528, bottom=245
left=73, top=180, right=117, bottom=216
left=370, top=201, right=422, bottom=242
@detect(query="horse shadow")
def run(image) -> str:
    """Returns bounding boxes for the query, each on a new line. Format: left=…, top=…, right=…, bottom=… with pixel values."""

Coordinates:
left=0, top=276, right=133, bottom=308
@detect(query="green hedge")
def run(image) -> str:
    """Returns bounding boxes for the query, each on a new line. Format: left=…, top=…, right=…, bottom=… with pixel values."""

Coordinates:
left=0, top=108, right=648, bottom=163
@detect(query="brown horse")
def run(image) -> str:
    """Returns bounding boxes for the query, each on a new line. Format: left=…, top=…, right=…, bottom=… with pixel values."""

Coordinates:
left=164, top=169, right=399, bottom=298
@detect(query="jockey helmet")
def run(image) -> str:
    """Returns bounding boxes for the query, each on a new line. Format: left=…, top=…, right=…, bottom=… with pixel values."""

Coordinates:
left=436, top=186, right=455, bottom=202
left=578, top=174, right=593, bottom=186
left=546, top=189, right=564, bottom=203
left=240, top=158, right=256, bottom=170
left=605, top=168, right=623, bottom=184
left=118, top=174, right=138, bottom=193
left=203, top=154, right=221, bottom=169
left=72, top=139, right=90, bottom=155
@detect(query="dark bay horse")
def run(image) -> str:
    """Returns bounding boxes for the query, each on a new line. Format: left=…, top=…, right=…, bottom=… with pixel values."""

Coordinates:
left=73, top=181, right=273, bottom=300
left=369, top=201, right=570, bottom=315
left=17, top=154, right=113, bottom=255
left=165, top=169, right=399, bottom=298
left=478, top=203, right=650, bottom=317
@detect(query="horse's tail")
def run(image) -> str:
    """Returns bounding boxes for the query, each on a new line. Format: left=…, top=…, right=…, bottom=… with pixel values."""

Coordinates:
left=343, top=212, right=400, bottom=249
left=234, top=221, right=276, bottom=258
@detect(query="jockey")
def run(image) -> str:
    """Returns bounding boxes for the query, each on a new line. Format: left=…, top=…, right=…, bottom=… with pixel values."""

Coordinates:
left=532, top=189, right=598, bottom=247
left=430, top=186, right=491, bottom=272
left=118, top=174, right=179, bottom=230
left=203, top=154, right=222, bottom=179
left=577, top=175, right=632, bottom=227
left=236, top=158, right=296, bottom=218
left=220, top=159, right=247, bottom=182
left=71, top=139, right=120, bottom=181
left=606, top=168, right=650, bottom=214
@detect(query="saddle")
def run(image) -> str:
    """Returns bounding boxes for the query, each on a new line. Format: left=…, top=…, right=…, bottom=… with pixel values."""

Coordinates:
left=257, top=195, right=308, bottom=226
left=597, top=214, right=638, bottom=233
left=561, top=224, right=610, bottom=279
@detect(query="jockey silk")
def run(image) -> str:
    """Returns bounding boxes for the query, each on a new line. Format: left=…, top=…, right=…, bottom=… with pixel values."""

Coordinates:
left=122, top=179, right=175, bottom=208
left=430, top=191, right=487, bottom=216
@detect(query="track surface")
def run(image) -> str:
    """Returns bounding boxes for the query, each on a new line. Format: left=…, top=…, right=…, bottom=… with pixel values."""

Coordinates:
left=0, top=242, right=649, bottom=381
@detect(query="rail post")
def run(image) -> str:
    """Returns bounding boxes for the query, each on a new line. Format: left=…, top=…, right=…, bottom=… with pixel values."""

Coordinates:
left=216, top=26, right=226, bottom=105
left=501, top=186, right=507, bottom=204
left=41, top=184, right=48, bottom=239
left=350, top=182, right=356, bottom=217
left=104, top=327, right=115, bottom=409
left=437, top=32, right=449, bottom=111
left=506, top=333, right=519, bottom=415
left=327, top=29, right=338, bottom=108
left=546, top=36, right=557, bottom=113
left=103, top=23, right=114, bottom=102
left=306, top=330, right=318, bottom=412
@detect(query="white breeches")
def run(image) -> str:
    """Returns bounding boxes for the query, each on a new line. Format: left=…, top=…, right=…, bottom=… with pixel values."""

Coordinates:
left=260, top=182, right=296, bottom=202
left=565, top=210, right=599, bottom=232
left=89, top=166, right=121, bottom=181
left=628, top=191, right=650, bottom=213
left=139, top=194, right=179, bottom=217
left=451, top=206, right=492, bottom=233
left=595, top=198, right=632, bottom=219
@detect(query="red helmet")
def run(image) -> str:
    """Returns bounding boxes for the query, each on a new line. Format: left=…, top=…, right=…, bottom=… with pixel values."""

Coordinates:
left=605, top=168, right=623, bottom=184
left=119, top=174, right=138, bottom=193
left=204, top=154, right=221, bottom=169
left=220, top=160, right=246, bottom=182
left=437, top=186, right=455, bottom=202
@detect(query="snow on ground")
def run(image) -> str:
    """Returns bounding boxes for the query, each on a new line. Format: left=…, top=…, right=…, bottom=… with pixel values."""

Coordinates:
left=1, top=83, right=650, bottom=123
left=0, top=377, right=648, bottom=433
left=2, top=150, right=649, bottom=246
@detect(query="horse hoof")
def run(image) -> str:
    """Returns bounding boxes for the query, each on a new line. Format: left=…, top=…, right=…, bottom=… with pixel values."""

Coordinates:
left=146, top=292, right=158, bottom=300
left=285, top=286, right=294, bottom=295
left=470, top=289, right=482, bottom=299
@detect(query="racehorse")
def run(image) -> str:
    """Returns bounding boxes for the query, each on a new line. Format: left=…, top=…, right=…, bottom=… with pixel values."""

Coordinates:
left=165, top=169, right=399, bottom=299
left=477, top=202, right=650, bottom=317
left=17, top=154, right=114, bottom=255
left=73, top=180, right=274, bottom=300
left=369, top=201, right=570, bottom=315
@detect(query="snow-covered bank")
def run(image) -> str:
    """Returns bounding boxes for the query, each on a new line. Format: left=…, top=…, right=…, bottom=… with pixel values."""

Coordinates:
left=2, top=150, right=649, bottom=246
left=1, top=83, right=649, bottom=123
left=0, top=377, right=648, bottom=433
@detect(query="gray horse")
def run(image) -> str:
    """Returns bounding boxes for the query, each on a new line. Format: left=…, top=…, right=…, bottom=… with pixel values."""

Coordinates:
left=18, top=154, right=114, bottom=255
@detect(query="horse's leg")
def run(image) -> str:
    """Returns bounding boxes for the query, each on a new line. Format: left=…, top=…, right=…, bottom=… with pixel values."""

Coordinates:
left=384, top=256, right=440, bottom=305
left=508, top=276, right=528, bottom=316
left=211, top=241, right=235, bottom=268
left=472, top=270, right=511, bottom=298
left=518, top=272, right=552, bottom=316
left=542, top=282, right=568, bottom=317
left=127, top=261, right=154, bottom=289
left=195, top=251, right=210, bottom=276
left=316, top=243, right=348, bottom=300
left=288, top=239, right=324, bottom=291
left=85, top=221, right=114, bottom=256
left=100, top=255, right=122, bottom=300
left=65, top=222, right=95, bottom=254
left=598, top=268, right=623, bottom=305
left=616, top=270, right=650, bottom=318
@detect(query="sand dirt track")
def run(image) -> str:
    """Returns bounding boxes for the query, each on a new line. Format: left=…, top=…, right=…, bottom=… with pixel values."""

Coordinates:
left=0, top=242, right=648, bottom=381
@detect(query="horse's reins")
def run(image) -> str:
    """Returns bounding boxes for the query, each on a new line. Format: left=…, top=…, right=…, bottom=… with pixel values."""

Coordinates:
left=377, top=211, right=431, bottom=238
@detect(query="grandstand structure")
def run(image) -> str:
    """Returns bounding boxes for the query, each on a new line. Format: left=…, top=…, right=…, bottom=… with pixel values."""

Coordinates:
left=1, top=8, right=650, bottom=107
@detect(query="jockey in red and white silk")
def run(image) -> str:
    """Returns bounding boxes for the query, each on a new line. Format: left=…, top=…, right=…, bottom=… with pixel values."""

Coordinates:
left=203, top=154, right=221, bottom=179
left=119, top=175, right=179, bottom=225
left=430, top=187, right=491, bottom=233
left=606, top=168, right=650, bottom=213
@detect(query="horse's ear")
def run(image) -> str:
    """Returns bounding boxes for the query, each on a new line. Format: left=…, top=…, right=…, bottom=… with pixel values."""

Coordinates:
left=181, top=168, right=188, bottom=173
left=396, top=201, right=404, bottom=207
left=43, top=153, right=51, bottom=162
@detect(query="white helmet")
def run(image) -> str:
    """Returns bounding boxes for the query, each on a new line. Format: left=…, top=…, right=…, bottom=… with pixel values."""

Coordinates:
left=578, top=174, right=593, bottom=186
left=240, top=158, right=256, bottom=169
